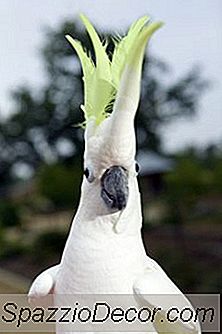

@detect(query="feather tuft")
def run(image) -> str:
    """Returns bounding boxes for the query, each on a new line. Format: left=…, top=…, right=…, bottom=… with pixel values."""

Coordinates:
left=66, top=15, right=163, bottom=126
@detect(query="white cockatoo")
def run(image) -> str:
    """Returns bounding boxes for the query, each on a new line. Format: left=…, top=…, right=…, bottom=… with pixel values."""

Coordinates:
left=28, top=15, right=201, bottom=334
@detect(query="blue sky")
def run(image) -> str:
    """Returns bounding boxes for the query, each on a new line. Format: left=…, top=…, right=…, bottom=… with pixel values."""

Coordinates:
left=0, top=0, right=221, bottom=152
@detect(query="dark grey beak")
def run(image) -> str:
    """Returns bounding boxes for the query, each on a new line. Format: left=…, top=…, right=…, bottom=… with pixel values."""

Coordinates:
left=101, top=166, right=129, bottom=211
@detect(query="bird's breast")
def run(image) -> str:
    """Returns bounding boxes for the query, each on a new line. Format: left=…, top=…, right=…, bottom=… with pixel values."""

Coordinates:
left=55, top=232, right=146, bottom=294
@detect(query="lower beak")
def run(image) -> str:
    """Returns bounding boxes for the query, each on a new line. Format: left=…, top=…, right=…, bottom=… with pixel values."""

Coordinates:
left=101, top=166, right=129, bottom=211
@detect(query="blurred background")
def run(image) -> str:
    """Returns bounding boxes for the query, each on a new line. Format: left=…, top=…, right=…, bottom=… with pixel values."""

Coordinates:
left=0, top=0, right=221, bottom=294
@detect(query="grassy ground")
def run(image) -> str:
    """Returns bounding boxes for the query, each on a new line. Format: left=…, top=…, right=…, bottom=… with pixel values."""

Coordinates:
left=0, top=268, right=29, bottom=293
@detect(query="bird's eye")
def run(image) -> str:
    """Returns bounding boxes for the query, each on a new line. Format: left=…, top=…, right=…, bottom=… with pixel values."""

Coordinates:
left=135, top=162, right=140, bottom=174
left=84, top=167, right=95, bottom=183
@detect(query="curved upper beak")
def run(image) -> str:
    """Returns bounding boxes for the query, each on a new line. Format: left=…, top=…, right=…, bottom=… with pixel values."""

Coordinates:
left=101, top=166, right=129, bottom=211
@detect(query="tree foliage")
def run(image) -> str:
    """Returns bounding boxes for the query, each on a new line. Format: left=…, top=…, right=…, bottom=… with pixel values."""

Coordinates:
left=163, top=145, right=222, bottom=226
left=37, top=162, right=81, bottom=208
left=0, top=200, right=21, bottom=228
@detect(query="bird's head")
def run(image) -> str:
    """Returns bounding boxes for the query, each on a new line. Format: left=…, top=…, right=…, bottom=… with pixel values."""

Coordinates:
left=66, top=15, right=163, bottom=231
left=83, top=105, right=137, bottom=213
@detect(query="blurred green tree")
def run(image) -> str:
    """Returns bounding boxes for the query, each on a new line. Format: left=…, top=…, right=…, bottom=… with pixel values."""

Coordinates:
left=163, top=147, right=222, bottom=227
left=212, top=159, right=222, bottom=193
left=0, top=18, right=207, bottom=183
left=37, top=162, right=81, bottom=208
left=32, top=230, right=68, bottom=264
left=0, top=200, right=21, bottom=228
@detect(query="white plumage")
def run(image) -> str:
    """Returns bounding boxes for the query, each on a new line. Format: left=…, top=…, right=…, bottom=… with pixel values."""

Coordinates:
left=28, top=15, right=201, bottom=334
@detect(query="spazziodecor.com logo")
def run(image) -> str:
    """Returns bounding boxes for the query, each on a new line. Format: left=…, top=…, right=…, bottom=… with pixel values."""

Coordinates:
left=0, top=294, right=220, bottom=332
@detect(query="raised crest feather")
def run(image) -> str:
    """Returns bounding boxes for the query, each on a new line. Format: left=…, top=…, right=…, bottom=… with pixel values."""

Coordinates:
left=66, top=14, right=163, bottom=126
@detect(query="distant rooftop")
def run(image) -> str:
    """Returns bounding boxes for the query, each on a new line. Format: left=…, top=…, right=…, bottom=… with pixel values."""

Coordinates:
left=137, top=151, right=174, bottom=176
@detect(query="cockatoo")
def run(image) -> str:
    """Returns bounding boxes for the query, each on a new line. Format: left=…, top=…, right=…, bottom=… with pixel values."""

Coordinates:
left=28, top=15, right=201, bottom=334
